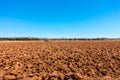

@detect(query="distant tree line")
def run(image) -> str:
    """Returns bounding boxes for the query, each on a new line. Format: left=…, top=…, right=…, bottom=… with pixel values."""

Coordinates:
left=0, top=37, right=120, bottom=41
left=0, top=37, right=40, bottom=41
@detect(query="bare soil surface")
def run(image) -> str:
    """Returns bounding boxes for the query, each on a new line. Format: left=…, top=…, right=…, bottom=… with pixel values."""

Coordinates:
left=0, top=41, right=120, bottom=80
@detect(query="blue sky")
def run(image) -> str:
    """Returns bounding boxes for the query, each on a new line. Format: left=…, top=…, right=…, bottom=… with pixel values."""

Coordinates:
left=0, top=0, right=120, bottom=38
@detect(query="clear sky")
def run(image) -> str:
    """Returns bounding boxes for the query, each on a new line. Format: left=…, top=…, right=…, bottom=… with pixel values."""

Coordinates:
left=0, top=0, right=120, bottom=38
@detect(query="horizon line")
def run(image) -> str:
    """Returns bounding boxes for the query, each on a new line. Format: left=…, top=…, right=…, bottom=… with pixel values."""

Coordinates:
left=0, top=37, right=120, bottom=40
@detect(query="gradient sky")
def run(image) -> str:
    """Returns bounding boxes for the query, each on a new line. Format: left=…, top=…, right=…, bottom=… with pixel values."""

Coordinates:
left=0, top=0, right=120, bottom=38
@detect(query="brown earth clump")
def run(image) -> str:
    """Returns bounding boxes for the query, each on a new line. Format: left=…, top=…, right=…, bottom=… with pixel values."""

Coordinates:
left=0, top=41, right=120, bottom=80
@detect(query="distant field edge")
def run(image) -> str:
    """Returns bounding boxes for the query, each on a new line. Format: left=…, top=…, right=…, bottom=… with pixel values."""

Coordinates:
left=0, top=37, right=120, bottom=41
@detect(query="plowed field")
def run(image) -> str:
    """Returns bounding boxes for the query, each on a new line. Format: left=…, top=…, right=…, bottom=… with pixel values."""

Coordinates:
left=0, top=41, right=120, bottom=80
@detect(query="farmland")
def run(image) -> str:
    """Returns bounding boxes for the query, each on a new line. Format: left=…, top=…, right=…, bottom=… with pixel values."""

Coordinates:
left=0, top=40, right=120, bottom=80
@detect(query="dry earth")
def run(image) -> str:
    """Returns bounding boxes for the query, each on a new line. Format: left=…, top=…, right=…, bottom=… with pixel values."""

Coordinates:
left=0, top=41, right=120, bottom=80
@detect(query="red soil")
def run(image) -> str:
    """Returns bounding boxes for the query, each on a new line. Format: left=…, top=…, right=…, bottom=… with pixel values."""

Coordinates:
left=0, top=41, right=120, bottom=80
